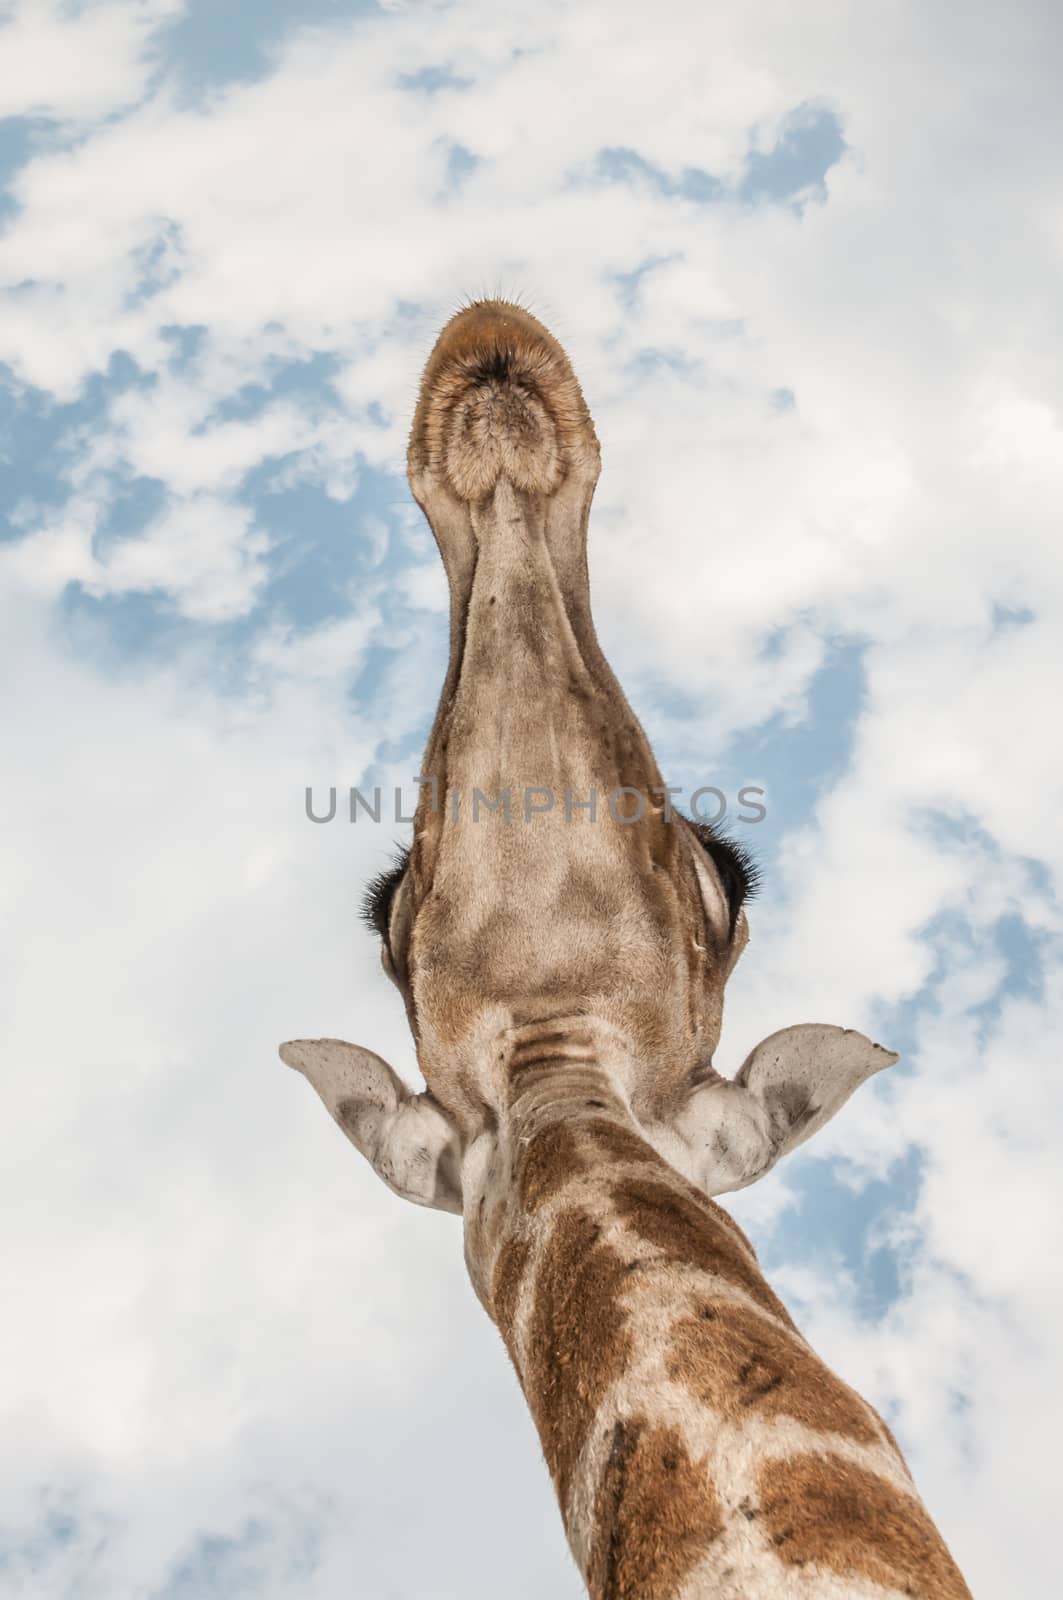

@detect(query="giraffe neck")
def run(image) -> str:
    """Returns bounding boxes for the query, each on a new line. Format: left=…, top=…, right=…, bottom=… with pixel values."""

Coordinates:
left=462, top=1041, right=971, bottom=1600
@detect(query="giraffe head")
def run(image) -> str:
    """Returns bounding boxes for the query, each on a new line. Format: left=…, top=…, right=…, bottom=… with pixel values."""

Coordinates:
left=282, top=301, right=895, bottom=1212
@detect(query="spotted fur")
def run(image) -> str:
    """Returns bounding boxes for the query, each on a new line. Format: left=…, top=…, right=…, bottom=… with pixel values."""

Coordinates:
left=470, top=1094, right=971, bottom=1600
left=757, top=1453, right=972, bottom=1598
left=588, top=1419, right=724, bottom=1599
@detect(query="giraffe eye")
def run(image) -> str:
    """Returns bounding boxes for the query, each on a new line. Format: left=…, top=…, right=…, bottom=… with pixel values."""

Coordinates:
left=361, top=844, right=412, bottom=944
left=686, top=820, right=760, bottom=937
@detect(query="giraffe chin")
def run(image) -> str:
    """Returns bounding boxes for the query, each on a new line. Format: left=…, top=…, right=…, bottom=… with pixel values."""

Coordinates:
left=279, top=1021, right=896, bottom=1213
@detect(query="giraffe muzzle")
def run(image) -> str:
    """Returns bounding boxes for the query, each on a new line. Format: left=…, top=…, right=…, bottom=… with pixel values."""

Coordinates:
left=408, top=299, right=599, bottom=504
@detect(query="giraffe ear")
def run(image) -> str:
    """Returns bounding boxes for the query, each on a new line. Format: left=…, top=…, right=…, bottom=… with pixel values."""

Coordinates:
left=280, top=1038, right=463, bottom=1214
left=733, top=1023, right=898, bottom=1161
left=649, top=1024, right=897, bottom=1198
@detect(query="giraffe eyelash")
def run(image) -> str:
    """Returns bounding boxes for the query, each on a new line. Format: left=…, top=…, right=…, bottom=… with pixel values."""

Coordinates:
left=685, top=820, right=760, bottom=936
left=361, top=844, right=412, bottom=942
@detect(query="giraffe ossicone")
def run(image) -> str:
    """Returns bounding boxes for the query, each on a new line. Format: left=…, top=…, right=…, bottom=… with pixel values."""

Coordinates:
left=282, top=301, right=971, bottom=1600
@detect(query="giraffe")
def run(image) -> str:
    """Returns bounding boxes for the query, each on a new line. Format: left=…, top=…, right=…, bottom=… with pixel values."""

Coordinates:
left=281, top=301, right=972, bottom=1599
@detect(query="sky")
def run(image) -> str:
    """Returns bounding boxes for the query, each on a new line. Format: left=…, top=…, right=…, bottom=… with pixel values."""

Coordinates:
left=1, top=1, right=1061, bottom=1595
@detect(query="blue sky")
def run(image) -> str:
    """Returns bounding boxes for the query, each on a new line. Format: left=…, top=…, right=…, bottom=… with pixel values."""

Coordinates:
left=1, top=3, right=1061, bottom=1598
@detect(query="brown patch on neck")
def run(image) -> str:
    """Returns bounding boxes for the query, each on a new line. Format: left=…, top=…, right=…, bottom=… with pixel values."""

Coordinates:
left=667, top=1300, right=884, bottom=1447
left=516, top=1119, right=586, bottom=1212
left=758, top=1453, right=972, bottom=1598
left=491, top=1235, right=532, bottom=1353
left=587, top=1417, right=724, bottom=1600
left=609, top=1172, right=796, bottom=1328
left=580, top=1119, right=660, bottom=1169
left=523, top=1207, right=633, bottom=1508
left=582, top=1121, right=761, bottom=1258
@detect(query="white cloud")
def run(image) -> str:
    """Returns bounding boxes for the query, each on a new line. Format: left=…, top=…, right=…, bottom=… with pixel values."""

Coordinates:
left=0, top=1, right=183, bottom=124
left=1, top=1, right=1062, bottom=1595
left=1, top=491, right=273, bottom=620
